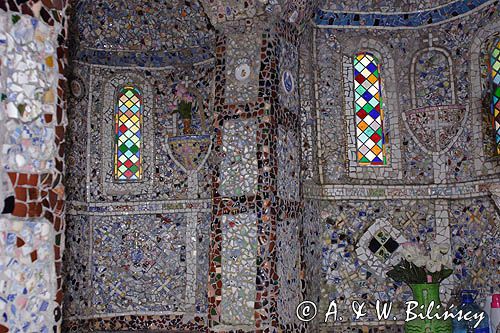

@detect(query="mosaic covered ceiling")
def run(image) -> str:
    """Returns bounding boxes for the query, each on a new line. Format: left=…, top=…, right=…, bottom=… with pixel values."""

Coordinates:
left=72, top=0, right=215, bottom=51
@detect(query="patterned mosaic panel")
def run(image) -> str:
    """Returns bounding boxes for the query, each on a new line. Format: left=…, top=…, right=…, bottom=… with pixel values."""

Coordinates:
left=353, top=53, right=386, bottom=165
left=220, top=213, right=257, bottom=326
left=414, top=50, right=453, bottom=108
left=321, top=0, right=473, bottom=13
left=224, top=28, right=261, bottom=104
left=356, top=218, right=406, bottom=276
left=298, top=29, right=316, bottom=181
left=302, top=200, right=322, bottom=330
left=66, top=66, right=89, bottom=202
left=490, top=38, right=500, bottom=155
left=115, top=87, right=142, bottom=180
left=63, top=214, right=91, bottom=317
left=0, top=218, right=56, bottom=332
left=403, top=105, right=466, bottom=153
left=320, top=200, right=435, bottom=322
left=91, top=214, right=186, bottom=314
left=196, top=212, right=210, bottom=314
left=279, top=39, right=299, bottom=113
left=315, top=0, right=491, bottom=27
left=277, top=126, right=300, bottom=201
left=81, top=65, right=214, bottom=202
left=1, top=11, right=60, bottom=173
left=276, top=216, right=301, bottom=327
left=317, top=36, right=346, bottom=182
left=318, top=4, right=500, bottom=183
left=219, top=119, right=258, bottom=197
left=449, top=198, right=499, bottom=301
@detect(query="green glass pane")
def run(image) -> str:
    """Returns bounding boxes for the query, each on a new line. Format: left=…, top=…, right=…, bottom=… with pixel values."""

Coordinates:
left=359, top=156, right=370, bottom=163
left=124, top=89, right=135, bottom=98
left=493, top=61, right=500, bottom=72
left=494, top=86, right=500, bottom=97
left=129, top=144, right=139, bottom=154
left=363, top=103, right=374, bottom=112
left=119, top=144, right=128, bottom=153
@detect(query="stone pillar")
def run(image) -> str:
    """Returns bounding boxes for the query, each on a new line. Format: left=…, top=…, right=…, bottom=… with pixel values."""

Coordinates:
left=199, top=1, right=317, bottom=330
left=0, top=1, right=68, bottom=332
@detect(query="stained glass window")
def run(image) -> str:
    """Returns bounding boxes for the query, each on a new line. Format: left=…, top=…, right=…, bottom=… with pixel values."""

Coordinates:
left=353, top=52, right=386, bottom=165
left=114, top=86, right=142, bottom=180
left=490, top=39, right=500, bottom=155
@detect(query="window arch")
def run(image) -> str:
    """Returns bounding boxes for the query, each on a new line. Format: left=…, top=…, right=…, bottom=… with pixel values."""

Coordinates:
left=353, top=52, right=386, bottom=165
left=489, top=38, right=500, bottom=155
left=114, top=86, right=143, bottom=180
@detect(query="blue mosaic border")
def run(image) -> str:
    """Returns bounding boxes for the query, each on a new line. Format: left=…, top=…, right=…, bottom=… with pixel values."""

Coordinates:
left=75, top=46, right=214, bottom=67
left=315, top=0, right=495, bottom=27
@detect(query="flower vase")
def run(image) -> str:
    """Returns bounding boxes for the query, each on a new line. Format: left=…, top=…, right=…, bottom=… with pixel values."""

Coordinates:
left=405, top=283, right=452, bottom=333
left=182, top=118, right=192, bottom=135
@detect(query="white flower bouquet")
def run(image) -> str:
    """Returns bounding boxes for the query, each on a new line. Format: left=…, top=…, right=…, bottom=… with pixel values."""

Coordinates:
left=386, top=242, right=453, bottom=284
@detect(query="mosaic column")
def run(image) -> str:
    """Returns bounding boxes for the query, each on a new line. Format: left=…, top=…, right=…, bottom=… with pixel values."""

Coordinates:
left=0, top=1, right=68, bottom=333
left=199, top=3, right=313, bottom=330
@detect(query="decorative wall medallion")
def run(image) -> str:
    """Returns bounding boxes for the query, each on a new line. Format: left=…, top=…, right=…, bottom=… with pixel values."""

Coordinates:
left=235, top=63, right=251, bottom=81
left=402, top=105, right=467, bottom=154
left=70, top=77, right=85, bottom=100
left=282, top=70, right=294, bottom=94
left=356, top=218, right=407, bottom=277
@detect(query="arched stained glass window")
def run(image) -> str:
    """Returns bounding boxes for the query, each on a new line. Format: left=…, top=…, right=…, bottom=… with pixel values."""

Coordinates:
left=114, top=86, right=143, bottom=180
left=353, top=52, right=386, bottom=165
left=490, top=39, right=500, bottom=155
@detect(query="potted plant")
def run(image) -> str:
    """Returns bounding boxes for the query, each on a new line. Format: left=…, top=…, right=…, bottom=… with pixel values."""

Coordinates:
left=387, top=242, right=453, bottom=333
left=172, top=84, right=194, bottom=135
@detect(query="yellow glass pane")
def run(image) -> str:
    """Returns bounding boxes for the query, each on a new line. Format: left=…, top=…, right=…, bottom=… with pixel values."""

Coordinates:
left=371, top=145, right=382, bottom=155
left=357, top=121, right=368, bottom=131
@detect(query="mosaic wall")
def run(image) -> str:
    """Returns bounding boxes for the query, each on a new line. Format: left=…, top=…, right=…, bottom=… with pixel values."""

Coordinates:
left=62, top=0, right=218, bottom=330
left=0, top=218, right=56, bottom=332
left=220, top=213, right=257, bottom=326
left=92, top=214, right=186, bottom=313
left=319, top=200, right=436, bottom=321
left=63, top=62, right=215, bottom=330
left=0, top=1, right=68, bottom=332
left=1, top=12, right=59, bottom=173
left=307, top=1, right=500, bottom=331
left=3, top=0, right=492, bottom=332
left=316, top=2, right=500, bottom=184
left=208, top=22, right=306, bottom=332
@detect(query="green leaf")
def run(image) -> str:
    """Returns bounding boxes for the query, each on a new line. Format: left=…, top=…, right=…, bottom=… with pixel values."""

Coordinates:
left=17, top=103, right=26, bottom=117
left=386, top=259, right=428, bottom=284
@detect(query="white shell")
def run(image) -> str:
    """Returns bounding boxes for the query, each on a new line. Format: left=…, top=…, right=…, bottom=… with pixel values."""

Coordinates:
left=235, top=63, right=251, bottom=81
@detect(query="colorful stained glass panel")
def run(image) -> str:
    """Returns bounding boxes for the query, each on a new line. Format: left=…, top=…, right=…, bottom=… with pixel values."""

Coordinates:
left=490, top=39, right=500, bottom=155
left=115, top=86, right=142, bottom=180
left=353, top=53, right=386, bottom=165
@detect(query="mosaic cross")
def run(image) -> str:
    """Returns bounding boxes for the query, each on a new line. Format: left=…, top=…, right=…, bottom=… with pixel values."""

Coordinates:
left=419, top=108, right=455, bottom=150
left=423, top=32, right=439, bottom=48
